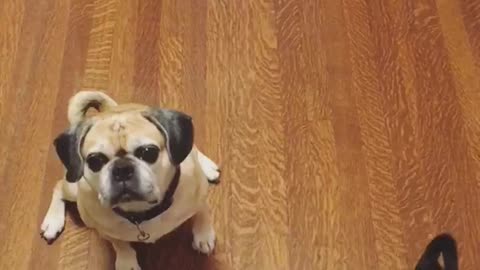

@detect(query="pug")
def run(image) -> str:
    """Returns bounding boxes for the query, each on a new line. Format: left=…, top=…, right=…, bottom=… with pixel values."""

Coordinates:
left=40, top=91, right=220, bottom=270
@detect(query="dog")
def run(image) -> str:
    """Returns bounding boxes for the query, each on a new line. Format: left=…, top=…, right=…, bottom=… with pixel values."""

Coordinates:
left=416, top=233, right=458, bottom=270
left=40, top=91, right=220, bottom=270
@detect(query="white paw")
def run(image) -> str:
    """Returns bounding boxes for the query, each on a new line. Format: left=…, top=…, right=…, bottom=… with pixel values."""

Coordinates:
left=204, top=166, right=220, bottom=182
left=40, top=212, right=65, bottom=244
left=199, top=157, right=220, bottom=182
left=192, top=227, right=216, bottom=255
left=115, top=257, right=141, bottom=270
left=198, top=152, right=221, bottom=182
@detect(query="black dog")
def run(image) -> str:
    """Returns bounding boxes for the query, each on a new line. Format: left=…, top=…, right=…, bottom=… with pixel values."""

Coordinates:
left=415, top=233, right=458, bottom=270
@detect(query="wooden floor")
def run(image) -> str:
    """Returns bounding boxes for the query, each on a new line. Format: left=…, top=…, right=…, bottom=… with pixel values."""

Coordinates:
left=1, top=0, right=480, bottom=269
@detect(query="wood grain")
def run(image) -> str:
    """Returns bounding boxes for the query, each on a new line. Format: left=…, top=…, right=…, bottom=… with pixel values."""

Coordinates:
left=0, top=0, right=479, bottom=269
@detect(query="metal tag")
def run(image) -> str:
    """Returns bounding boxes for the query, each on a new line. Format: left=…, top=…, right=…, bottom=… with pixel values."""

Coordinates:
left=134, top=222, right=150, bottom=242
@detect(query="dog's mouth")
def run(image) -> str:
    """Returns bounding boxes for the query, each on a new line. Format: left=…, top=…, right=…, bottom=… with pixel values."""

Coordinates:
left=115, top=193, right=137, bottom=203
left=109, top=188, right=158, bottom=207
left=110, top=188, right=144, bottom=205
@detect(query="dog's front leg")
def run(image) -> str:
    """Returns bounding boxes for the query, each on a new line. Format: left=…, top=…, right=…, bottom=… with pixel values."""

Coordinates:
left=110, top=238, right=140, bottom=270
left=192, top=204, right=216, bottom=254
left=40, top=179, right=77, bottom=243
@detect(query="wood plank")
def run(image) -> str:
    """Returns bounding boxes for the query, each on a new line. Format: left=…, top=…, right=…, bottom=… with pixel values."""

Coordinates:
left=0, top=0, right=70, bottom=269
left=343, top=0, right=409, bottom=268
left=437, top=0, right=480, bottom=268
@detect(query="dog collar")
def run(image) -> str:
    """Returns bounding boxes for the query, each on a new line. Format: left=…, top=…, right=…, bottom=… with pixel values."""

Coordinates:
left=112, top=167, right=181, bottom=230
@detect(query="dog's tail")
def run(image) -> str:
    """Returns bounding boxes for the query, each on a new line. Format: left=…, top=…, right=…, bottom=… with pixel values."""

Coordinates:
left=68, top=91, right=118, bottom=125
left=415, top=233, right=458, bottom=270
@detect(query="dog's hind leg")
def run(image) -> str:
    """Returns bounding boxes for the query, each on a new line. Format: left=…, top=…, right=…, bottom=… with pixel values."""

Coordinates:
left=40, top=179, right=77, bottom=244
left=197, top=150, right=221, bottom=184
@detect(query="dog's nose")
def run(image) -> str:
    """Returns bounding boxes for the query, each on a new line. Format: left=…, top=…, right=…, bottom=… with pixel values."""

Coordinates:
left=112, top=158, right=135, bottom=182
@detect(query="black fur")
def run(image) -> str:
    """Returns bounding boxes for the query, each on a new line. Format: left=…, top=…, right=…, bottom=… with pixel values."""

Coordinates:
left=415, top=233, right=458, bottom=270
left=53, top=124, right=91, bottom=182
left=143, top=109, right=194, bottom=165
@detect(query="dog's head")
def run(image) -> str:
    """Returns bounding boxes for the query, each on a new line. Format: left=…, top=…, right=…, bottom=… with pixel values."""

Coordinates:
left=54, top=92, right=193, bottom=211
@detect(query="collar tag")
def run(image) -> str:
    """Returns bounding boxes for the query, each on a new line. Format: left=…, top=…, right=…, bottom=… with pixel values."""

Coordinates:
left=135, top=222, right=150, bottom=242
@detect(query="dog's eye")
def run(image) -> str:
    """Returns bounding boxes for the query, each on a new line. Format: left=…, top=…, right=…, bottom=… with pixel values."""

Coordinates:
left=134, top=145, right=160, bottom=164
left=86, top=153, right=109, bottom=172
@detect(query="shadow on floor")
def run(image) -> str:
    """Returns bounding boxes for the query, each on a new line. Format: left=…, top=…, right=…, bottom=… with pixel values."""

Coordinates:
left=66, top=203, right=223, bottom=270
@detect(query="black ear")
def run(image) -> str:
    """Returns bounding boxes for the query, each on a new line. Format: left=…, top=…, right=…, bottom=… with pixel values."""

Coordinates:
left=53, top=124, right=91, bottom=182
left=143, top=109, right=194, bottom=165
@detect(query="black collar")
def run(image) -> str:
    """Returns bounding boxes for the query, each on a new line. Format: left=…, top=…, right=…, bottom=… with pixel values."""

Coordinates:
left=112, top=167, right=181, bottom=225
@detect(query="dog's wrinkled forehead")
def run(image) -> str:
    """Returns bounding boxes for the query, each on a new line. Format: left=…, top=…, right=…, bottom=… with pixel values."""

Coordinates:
left=54, top=104, right=193, bottom=183
left=82, top=112, right=165, bottom=156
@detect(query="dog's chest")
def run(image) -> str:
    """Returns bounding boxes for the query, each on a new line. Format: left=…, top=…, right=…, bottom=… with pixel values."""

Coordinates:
left=77, top=195, right=200, bottom=243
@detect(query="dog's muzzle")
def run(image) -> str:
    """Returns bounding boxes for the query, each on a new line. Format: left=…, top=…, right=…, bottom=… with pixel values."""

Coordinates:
left=110, top=158, right=144, bottom=204
left=112, top=158, right=135, bottom=182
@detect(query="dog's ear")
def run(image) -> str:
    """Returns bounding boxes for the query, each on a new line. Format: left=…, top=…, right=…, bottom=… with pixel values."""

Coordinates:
left=53, top=124, right=91, bottom=182
left=143, top=109, right=194, bottom=165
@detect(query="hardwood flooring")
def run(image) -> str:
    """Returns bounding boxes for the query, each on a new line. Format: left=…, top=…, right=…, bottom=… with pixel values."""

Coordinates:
left=1, top=0, right=480, bottom=269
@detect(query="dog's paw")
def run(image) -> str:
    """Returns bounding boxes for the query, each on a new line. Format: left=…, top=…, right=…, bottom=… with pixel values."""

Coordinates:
left=192, top=227, right=216, bottom=255
left=40, top=212, right=65, bottom=244
left=202, top=162, right=221, bottom=184
left=115, top=257, right=141, bottom=270
left=198, top=152, right=221, bottom=184
left=205, top=168, right=221, bottom=184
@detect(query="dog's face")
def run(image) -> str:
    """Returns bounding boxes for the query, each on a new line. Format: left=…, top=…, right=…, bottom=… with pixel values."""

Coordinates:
left=82, top=113, right=169, bottom=208
left=53, top=107, right=193, bottom=210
